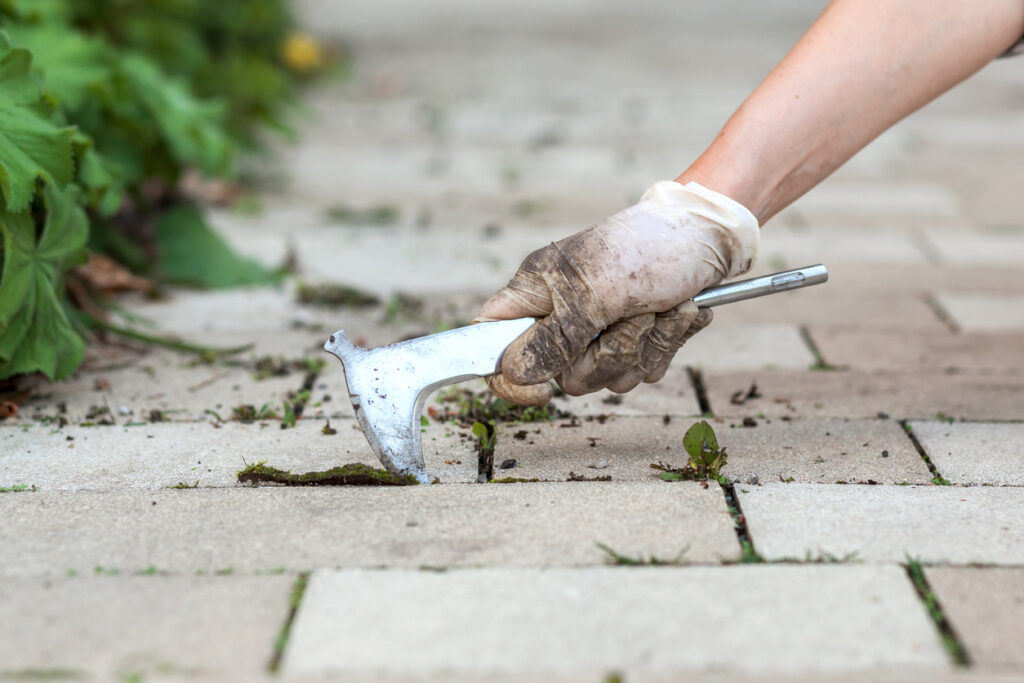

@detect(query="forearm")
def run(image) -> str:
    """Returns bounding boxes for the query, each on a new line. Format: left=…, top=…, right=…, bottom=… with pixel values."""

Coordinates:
left=677, top=0, right=1024, bottom=224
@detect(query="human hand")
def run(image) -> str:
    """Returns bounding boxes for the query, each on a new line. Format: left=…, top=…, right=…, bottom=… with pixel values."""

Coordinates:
left=475, top=181, right=759, bottom=405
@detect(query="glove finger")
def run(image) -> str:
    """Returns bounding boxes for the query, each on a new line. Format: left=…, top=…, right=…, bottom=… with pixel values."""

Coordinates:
left=642, top=304, right=712, bottom=384
left=474, top=263, right=553, bottom=323
left=484, top=374, right=553, bottom=407
left=556, top=314, right=656, bottom=396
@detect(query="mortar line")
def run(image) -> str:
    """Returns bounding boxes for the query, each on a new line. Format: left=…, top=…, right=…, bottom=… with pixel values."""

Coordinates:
left=899, top=420, right=950, bottom=485
left=908, top=227, right=945, bottom=266
left=268, top=572, right=310, bottom=674
left=798, top=325, right=832, bottom=369
left=685, top=367, right=713, bottom=416
left=904, top=559, right=970, bottom=667
left=718, top=481, right=763, bottom=563
left=923, top=293, right=961, bottom=334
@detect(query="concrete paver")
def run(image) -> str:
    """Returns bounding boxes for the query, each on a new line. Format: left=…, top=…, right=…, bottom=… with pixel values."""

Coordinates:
left=678, top=324, right=816, bottom=371
left=934, top=292, right=1024, bottom=332
left=282, top=565, right=948, bottom=677
left=0, top=419, right=478, bottom=490
left=0, top=484, right=738, bottom=576
left=703, top=369, right=1024, bottom=421
left=910, top=421, right=1024, bottom=486
left=494, top=417, right=932, bottom=484
left=716, top=418, right=932, bottom=485
left=738, top=483, right=1024, bottom=564
left=0, top=575, right=292, bottom=680
left=809, top=328, right=1024, bottom=373
left=925, top=567, right=1024, bottom=671
left=19, top=351, right=299, bottom=424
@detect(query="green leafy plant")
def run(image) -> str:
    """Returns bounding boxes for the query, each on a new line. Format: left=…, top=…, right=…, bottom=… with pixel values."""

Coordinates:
left=596, top=542, right=689, bottom=566
left=651, top=419, right=728, bottom=482
left=0, top=0, right=317, bottom=382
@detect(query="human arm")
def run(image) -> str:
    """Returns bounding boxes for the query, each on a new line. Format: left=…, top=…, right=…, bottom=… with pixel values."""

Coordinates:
left=679, top=0, right=1024, bottom=223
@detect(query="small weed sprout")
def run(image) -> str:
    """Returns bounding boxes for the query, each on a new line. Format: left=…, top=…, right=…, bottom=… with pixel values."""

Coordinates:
left=651, top=420, right=728, bottom=483
left=596, top=542, right=689, bottom=566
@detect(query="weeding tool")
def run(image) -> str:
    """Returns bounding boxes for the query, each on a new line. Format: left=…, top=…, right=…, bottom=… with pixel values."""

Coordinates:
left=325, top=264, right=828, bottom=483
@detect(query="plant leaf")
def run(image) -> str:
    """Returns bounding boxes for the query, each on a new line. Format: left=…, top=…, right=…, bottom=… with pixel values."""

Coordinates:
left=153, top=202, right=276, bottom=288
left=0, top=33, right=75, bottom=211
left=0, top=183, right=87, bottom=379
left=683, top=419, right=718, bottom=462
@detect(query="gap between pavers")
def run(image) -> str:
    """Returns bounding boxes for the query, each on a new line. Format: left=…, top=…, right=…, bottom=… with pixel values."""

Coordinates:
left=925, top=566, right=1024, bottom=671
left=909, top=421, right=1024, bottom=486
left=280, top=565, right=948, bottom=678
left=737, top=483, right=1024, bottom=564
left=0, top=483, right=738, bottom=576
left=0, top=574, right=292, bottom=680
left=701, top=369, right=1024, bottom=421
left=0, top=419, right=478, bottom=491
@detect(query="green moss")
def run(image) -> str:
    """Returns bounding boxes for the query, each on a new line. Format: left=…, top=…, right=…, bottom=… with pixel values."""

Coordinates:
left=489, top=477, right=541, bottom=484
left=237, top=461, right=418, bottom=486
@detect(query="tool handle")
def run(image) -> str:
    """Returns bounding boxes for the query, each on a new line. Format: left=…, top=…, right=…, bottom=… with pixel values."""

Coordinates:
left=692, top=264, right=828, bottom=308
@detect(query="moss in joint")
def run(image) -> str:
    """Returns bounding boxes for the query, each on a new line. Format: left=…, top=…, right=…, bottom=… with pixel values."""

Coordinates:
left=237, top=461, right=418, bottom=486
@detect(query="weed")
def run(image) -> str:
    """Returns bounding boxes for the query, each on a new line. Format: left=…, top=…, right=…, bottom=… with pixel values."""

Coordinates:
left=269, top=573, right=310, bottom=672
left=905, top=558, right=969, bottom=666
left=490, top=477, right=542, bottom=484
left=651, top=420, right=728, bottom=483
left=237, top=461, right=418, bottom=486
left=0, top=484, right=35, bottom=493
left=323, top=203, right=400, bottom=226
left=232, top=403, right=278, bottom=423
left=596, top=542, right=689, bottom=566
left=321, top=420, right=337, bottom=435
left=281, top=400, right=297, bottom=429
left=931, top=476, right=953, bottom=486
left=168, top=481, right=199, bottom=489
left=433, top=386, right=570, bottom=426
left=472, top=419, right=497, bottom=482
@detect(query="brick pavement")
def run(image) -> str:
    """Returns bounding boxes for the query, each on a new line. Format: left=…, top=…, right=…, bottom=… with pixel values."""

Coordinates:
left=2, top=0, right=1024, bottom=679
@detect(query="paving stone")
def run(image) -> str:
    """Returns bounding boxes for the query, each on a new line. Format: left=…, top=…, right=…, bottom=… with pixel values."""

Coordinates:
left=703, top=369, right=1024, bottom=421
left=738, top=483, right=1024, bottom=564
left=282, top=565, right=947, bottom=677
left=790, top=181, right=959, bottom=219
left=756, top=224, right=931, bottom=269
left=909, top=421, right=1024, bottom=486
left=809, top=328, right=1024, bottom=373
left=925, top=567, right=1024, bottom=670
left=0, top=419, right=478, bottom=490
left=677, top=324, right=816, bottom=371
left=0, top=483, right=737, bottom=575
left=18, top=351, right=299, bottom=423
left=926, top=229, right=1024, bottom=268
left=493, top=417, right=931, bottom=485
left=716, top=418, right=931, bottom=485
left=934, top=292, right=1024, bottom=332
left=0, top=575, right=291, bottom=680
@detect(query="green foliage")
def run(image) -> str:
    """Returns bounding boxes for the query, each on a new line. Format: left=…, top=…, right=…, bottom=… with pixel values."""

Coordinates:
left=596, top=542, right=689, bottom=566
left=651, top=419, right=729, bottom=482
left=472, top=420, right=497, bottom=450
left=0, top=0, right=303, bottom=380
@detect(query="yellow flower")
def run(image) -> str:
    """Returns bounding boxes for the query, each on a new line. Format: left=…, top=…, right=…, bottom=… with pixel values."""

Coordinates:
left=282, top=32, right=324, bottom=73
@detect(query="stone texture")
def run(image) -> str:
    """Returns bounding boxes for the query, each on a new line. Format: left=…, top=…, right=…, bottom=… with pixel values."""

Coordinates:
left=738, top=483, right=1024, bottom=564
left=925, top=567, right=1024, bottom=670
left=934, top=292, right=1024, bottom=332
left=676, top=324, right=816, bottom=371
left=910, top=421, right=1024, bottom=486
left=282, top=566, right=947, bottom=677
left=715, top=418, right=932, bottom=485
left=702, top=369, right=1024, bottom=421
left=926, top=229, right=1024, bottom=268
left=18, top=350, right=299, bottom=424
left=808, top=328, right=1024, bottom=373
left=0, top=483, right=738, bottom=576
left=0, top=419, right=478, bottom=490
left=0, top=575, right=292, bottom=680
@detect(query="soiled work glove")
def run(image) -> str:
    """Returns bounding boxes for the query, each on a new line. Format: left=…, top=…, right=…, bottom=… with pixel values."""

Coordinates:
left=475, top=180, right=759, bottom=405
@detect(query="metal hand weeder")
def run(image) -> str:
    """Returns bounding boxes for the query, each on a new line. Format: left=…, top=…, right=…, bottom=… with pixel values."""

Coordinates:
left=324, top=264, right=828, bottom=483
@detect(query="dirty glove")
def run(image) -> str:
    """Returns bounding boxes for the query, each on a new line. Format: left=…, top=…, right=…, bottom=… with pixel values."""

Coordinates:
left=475, top=180, right=759, bottom=405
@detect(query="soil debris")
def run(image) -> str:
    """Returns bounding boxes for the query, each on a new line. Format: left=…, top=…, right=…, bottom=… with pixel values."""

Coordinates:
left=490, top=477, right=541, bottom=484
left=321, top=420, right=337, bottom=435
left=601, top=394, right=623, bottom=405
left=499, top=458, right=517, bottom=469
left=434, top=387, right=572, bottom=427
left=324, top=203, right=400, bottom=226
left=730, top=382, right=761, bottom=405
left=568, top=471, right=612, bottom=482
left=297, top=282, right=380, bottom=308
left=0, top=401, right=17, bottom=419
left=237, top=461, right=418, bottom=486
left=742, top=416, right=757, bottom=428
